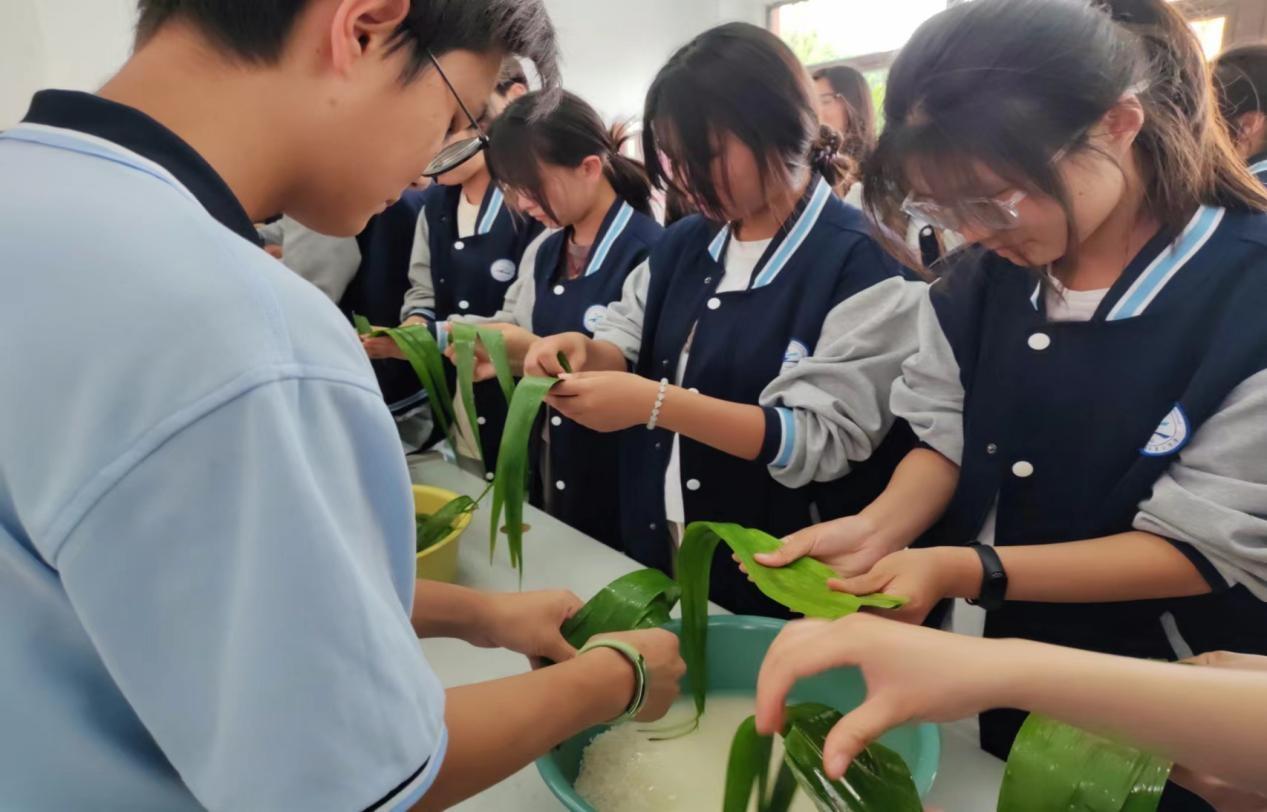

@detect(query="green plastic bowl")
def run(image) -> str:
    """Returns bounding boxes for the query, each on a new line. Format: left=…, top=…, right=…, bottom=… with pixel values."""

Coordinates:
left=536, top=616, right=940, bottom=810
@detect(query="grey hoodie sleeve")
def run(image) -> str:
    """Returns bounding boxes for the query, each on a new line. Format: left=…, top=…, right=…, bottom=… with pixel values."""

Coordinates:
left=889, top=283, right=966, bottom=465
left=1134, top=367, right=1267, bottom=600
left=757, top=277, right=924, bottom=487
left=399, top=212, right=435, bottom=323
left=591, top=259, right=651, bottom=365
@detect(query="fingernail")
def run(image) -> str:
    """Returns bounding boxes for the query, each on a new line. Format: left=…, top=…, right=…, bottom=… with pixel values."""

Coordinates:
left=828, top=754, right=849, bottom=778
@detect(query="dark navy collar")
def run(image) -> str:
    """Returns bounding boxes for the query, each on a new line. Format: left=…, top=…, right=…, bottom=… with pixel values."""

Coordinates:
left=22, top=90, right=262, bottom=246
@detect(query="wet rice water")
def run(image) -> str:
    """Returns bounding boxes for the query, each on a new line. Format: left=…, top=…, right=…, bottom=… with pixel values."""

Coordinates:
left=574, top=694, right=817, bottom=812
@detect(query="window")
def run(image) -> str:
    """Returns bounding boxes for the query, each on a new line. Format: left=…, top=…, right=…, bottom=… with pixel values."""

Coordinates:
left=769, top=0, right=955, bottom=66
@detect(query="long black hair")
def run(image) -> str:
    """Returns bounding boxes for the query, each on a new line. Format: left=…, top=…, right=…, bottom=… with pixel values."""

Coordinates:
left=485, top=90, right=653, bottom=220
left=1214, top=44, right=1267, bottom=138
left=813, top=64, right=877, bottom=167
left=642, top=22, right=846, bottom=222
left=864, top=0, right=1267, bottom=262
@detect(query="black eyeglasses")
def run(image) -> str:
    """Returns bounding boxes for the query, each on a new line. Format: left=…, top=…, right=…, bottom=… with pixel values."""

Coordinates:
left=422, top=51, right=490, bottom=178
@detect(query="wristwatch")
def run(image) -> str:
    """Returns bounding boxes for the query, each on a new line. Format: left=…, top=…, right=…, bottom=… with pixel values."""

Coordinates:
left=966, top=542, right=1008, bottom=612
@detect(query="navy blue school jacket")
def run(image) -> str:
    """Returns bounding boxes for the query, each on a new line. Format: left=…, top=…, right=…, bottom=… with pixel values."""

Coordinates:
left=532, top=199, right=663, bottom=549
left=620, top=178, right=913, bottom=616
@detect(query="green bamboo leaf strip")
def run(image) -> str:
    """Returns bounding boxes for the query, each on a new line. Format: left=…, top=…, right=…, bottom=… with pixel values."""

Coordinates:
left=560, top=569, right=681, bottom=649
left=376, top=327, right=451, bottom=439
left=416, top=495, right=476, bottom=553
left=724, top=715, right=775, bottom=812
left=353, top=313, right=373, bottom=336
left=557, top=351, right=574, bottom=374
left=998, top=714, right=1172, bottom=812
left=779, top=703, right=922, bottom=812
left=449, top=323, right=484, bottom=463
left=676, top=522, right=907, bottom=725
left=489, top=375, right=558, bottom=582
left=476, top=327, right=516, bottom=405
left=766, top=760, right=800, bottom=812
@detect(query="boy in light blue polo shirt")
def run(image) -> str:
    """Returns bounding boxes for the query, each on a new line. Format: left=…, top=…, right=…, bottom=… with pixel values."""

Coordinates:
left=0, top=2, right=683, bottom=810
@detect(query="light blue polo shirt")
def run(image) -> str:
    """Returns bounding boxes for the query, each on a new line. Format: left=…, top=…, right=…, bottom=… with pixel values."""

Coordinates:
left=0, top=92, right=446, bottom=811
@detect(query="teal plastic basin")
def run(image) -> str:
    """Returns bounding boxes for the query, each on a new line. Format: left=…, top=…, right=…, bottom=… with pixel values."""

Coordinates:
left=536, top=615, right=940, bottom=810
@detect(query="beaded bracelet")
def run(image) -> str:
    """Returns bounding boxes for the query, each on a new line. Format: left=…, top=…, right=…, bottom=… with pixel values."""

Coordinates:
left=646, top=378, right=670, bottom=430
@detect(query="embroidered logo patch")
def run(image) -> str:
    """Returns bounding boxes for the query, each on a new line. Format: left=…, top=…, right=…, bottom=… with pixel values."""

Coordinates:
left=1142, top=404, right=1190, bottom=457
left=582, top=305, right=608, bottom=334
left=490, top=259, right=517, bottom=282
left=782, top=339, right=810, bottom=371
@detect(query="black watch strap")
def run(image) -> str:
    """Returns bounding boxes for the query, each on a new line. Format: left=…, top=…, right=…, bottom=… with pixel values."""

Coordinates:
left=967, top=542, right=1008, bottom=611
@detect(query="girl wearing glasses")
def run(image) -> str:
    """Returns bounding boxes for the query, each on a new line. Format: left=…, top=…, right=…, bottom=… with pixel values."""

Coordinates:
left=759, top=0, right=1267, bottom=768
left=460, top=90, right=663, bottom=549
left=363, top=58, right=540, bottom=466
left=524, top=23, right=921, bottom=615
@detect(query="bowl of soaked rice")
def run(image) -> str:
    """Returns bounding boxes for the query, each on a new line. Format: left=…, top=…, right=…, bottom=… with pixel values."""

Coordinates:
left=536, top=615, right=940, bottom=812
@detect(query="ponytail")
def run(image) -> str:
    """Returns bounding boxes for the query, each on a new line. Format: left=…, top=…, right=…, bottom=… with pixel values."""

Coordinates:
left=809, top=124, right=859, bottom=196
left=487, top=90, right=652, bottom=223
left=604, top=121, right=654, bottom=216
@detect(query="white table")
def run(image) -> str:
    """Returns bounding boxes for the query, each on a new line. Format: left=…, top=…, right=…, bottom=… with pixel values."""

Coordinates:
left=412, top=458, right=1004, bottom=811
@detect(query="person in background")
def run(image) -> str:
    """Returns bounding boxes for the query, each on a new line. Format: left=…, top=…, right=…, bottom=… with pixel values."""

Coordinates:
left=761, top=6, right=1267, bottom=810
left=1213, top=43, right=1267, bottom=182
left=457, top=90, right=663, bottom=549
left=812, top=65, right=875, bottom=203
left=257, top=215, right=364, bottom=302
left=0, top=1, right=686, bottom=809
left=755, top=614, right=1267, bottom=810
left=363, top=58, right=540, bottom=466
left=525, top=24, right=920, bottom=615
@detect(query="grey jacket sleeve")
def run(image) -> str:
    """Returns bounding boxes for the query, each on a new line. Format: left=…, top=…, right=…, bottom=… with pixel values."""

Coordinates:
left=1134, top=368, right=1267, bottom=600
left=757, top=277, right=924, bottom=487
left=591, top=259, right=651, bottom=364
left=257, top=220, right=284, bottom=246
left=889, top=282, right=966, bottom=465
left=399, top=212, right=435, bottom=323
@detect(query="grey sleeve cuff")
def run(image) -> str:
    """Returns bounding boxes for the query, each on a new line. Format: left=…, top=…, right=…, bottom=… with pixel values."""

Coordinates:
left=592, top=259, right=651, bottom=365
left=758, top=277, right=924, bottom=487
left=890, top=283, right=966, bottom=465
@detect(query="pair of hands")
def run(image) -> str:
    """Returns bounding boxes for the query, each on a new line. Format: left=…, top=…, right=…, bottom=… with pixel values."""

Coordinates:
left=755, top=613, right=1267, bottom=809
left=468, top=590, right=684, bottom=723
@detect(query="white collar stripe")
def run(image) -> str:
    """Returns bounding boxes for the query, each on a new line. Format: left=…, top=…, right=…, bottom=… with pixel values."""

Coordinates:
left=478, top=187, right=504, bottom=235
left=753, top=177, right=832, bottom=289
left=708, top=224, right=731, bottom=262
left=1107, top=205, right=1224, bottom=321
left=585, top=202, right=633, bottom=277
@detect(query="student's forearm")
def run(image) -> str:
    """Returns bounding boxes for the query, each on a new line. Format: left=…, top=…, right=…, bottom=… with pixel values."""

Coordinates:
left=587, top=339, right=634, bottom=372
left=410, top=581, right=492, bottom=642
left=656, top=388, right=766, bottom=461
left=995, top=640, right=1267, bottom=794
left=860, top=448, right=960, bottom=551
left=415, top=649, right=634, bottom=811
left=938, top=532, right=1212, bottom=604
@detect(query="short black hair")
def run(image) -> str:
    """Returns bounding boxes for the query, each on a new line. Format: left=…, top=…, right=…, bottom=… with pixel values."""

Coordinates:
left=135, top=0, right=560, bottom=92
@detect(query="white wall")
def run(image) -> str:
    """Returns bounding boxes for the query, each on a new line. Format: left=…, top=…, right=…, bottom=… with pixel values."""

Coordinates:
left=0, top=0, right=767, bottom=127
left=544, top=0, right=767, bottom=120
left=0, top=0, right=138, bottom=126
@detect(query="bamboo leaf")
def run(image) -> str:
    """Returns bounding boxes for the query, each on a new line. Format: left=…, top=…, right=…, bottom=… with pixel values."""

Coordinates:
left=353, top=314, right=373, bottom=336
left=476, top=327, right=516, bottom=405
left=560, top=569, right=681, bottom=649
left=780, top=704, right=922, bottom=812
left=724, top=715, right=775, bottom=812
left=450, top=323, right=484, bottom=463
left=998, top=714, right=1172, bottom=812
left=766, top=760, right=800, bottom=812
left=557, top=351, right=574, bottom=374
left=676, top=523, right=907, bottom=725
left=416, top=495, right=476, bottom=553
left=369, top=325, right=457, bottom=442
left=489, top=375, right=558, bottom=583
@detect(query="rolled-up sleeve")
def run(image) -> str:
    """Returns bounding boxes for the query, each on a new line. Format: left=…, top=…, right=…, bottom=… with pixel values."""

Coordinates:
left=1135, top=368, right=1267, bottom=599
left=54, top=373, right=447, bottom=812
left=758, top=277, right=924, bottom=486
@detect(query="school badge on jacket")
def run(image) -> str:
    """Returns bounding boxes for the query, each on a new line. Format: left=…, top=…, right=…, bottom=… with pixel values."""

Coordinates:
left=1142, top=404, right=1190, bottom=457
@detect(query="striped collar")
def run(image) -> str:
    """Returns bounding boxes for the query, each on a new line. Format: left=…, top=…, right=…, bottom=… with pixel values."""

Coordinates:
left=707, top=176, right=833, bottom=289
left=1250, top=154, right=1267, bottom=181
left=584, top=200, right=635, bottom=277
left=1026, top=205, right=1225, bottom=321
left=476, top=185, right=505, bottom=236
